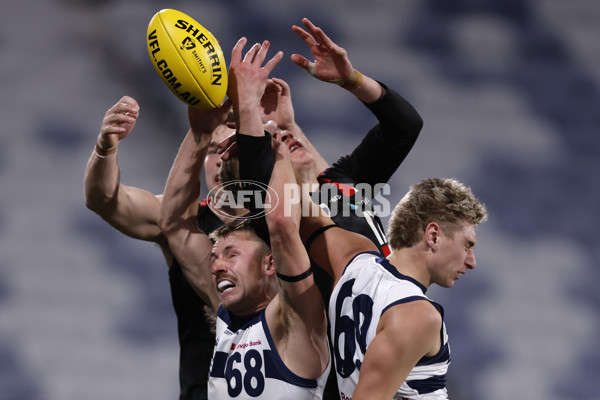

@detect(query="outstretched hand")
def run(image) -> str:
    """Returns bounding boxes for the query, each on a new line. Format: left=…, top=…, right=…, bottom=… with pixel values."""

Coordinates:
left=227, top=37, right=284, bottom=111
left=290, top=17, right=354, bottom=82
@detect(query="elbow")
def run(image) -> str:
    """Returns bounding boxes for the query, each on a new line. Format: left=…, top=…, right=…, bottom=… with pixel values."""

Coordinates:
left=266, top=212, right=298, bottom=240
left=157, top=207, right=184, bottom=237
left=157, top=212, right=172, bottom=235
left=84, top=190, right=110, bottom=215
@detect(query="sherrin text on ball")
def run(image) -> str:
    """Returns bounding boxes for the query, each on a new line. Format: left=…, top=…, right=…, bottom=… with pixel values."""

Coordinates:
left=147, top=9, right=227, bottom=109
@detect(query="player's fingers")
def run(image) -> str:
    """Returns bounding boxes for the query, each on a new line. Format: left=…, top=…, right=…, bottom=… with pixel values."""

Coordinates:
left=271, top=77, right=290, bottom=95
left=117, top=102, right=139, bottom=117
left=100, top=124, right=127, bottom=136
left=290, top=54, right=309, bottom=69
left=120, top=95, right=138, bottom=108
left=105, top=112, right=135, bottom=127
left=230, top=37, right=247, bottom=65
left=301, top=18, right=322, bottom=39
left=263, top=51, right=283, bottom=74
left=253, top=40, right=271, bottom=66
left=264, top=79, right=282, bottom=94
left=217, top=134, right=237, bottom=154
left=243, top=42, right=261, bottom=63
left=292, top=24, right=318, bottom=47
left=220, top=141, right=238, bottom=161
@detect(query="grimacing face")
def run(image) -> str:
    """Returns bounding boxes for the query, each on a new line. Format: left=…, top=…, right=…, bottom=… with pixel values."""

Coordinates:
left=210, top=230, right=274, bottom=315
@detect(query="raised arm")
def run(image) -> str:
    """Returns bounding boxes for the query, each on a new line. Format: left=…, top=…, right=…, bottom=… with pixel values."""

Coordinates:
left=158, top=103, right=231, bottom=311
left=84, top=96, right=166, bottom=245
left=266, top=140, right=329, bottom=377
left=292, top=18, right=423, bottom=189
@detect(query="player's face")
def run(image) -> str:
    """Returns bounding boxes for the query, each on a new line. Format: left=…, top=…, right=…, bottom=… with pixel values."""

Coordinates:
left=204, top=125, right=235, bottom=191
left=433, top=224, right=477, bottom=288
left=210, top=231, right=274, bottom=315
left=272, top=129, right=315, bottom=172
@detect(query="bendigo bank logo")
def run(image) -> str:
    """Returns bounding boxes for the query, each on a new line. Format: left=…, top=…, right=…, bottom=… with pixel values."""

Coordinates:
left=208, top=180, right=279, bottom=220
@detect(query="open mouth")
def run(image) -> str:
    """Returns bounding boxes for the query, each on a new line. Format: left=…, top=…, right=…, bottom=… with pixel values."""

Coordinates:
left=288, top=140, right=303, bottom=153
left=217, top=279, right=235, bottom=293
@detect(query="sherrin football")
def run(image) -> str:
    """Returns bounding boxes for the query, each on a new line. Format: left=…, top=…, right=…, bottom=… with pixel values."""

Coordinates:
left=147, top=9, right=227, bottom=109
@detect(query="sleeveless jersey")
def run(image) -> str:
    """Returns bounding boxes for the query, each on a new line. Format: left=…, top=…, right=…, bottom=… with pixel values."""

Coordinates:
left=169, top=259, right=214, bottom=400
left=208, top=306, right=330, bottom=399
left=164, top=201, right=225, bottom=400
left=329, top=252, right=450, bottom=400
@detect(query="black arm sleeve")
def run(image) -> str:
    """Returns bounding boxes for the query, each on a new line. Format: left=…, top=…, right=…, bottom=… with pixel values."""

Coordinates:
left=236, top=131, right=274, bottom=186
left=321, top=83, right=423, bottom=189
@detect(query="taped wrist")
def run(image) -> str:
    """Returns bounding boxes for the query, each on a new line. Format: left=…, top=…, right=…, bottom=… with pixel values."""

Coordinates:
left=330, top=69, right=364, bottom=91
left=94, top=143, right=117, bottom=157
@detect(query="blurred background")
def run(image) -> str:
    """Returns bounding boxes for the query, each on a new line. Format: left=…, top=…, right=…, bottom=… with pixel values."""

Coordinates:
left=1, top=0, right=599, bottom=399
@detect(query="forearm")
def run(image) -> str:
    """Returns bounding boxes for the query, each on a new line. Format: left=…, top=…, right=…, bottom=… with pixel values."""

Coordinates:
left=365, top=83, right=423, bottom=141
left=237, top=98, right=264, bottom=137
left=84, top=146, right=120, bottom=212
left=159, top=130, right=208, bottom=234
left=159, top=130, right=220, bottom=311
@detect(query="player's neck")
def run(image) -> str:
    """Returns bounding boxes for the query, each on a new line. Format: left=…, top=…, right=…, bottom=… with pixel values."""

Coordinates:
left=387, top=246, right=431, bottom=288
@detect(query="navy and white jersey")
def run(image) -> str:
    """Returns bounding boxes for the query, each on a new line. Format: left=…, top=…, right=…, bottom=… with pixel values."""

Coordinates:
left=329, top=252, right=450, bottom=400
left=208, top=306, right=330, bottom=400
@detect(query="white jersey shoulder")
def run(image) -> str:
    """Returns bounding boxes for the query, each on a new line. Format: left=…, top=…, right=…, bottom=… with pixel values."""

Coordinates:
left=329, top=251, right=450, bottom=400
left=208, top=306, right=330, bottom=399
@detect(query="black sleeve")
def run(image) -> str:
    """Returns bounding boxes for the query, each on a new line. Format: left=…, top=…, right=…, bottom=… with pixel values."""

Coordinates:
left=235, top=132, right=274, bottom=228
left=322, top=83, right=423, bottom=189
left=236, top=131, right=274, bottom=186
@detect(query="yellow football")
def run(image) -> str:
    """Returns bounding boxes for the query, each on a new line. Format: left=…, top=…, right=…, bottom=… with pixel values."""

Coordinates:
left=147, top=9, right=227, bottom=109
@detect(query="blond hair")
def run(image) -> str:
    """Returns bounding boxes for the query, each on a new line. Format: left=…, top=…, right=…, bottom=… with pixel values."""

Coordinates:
left=387, top=178, right=487, bottom=249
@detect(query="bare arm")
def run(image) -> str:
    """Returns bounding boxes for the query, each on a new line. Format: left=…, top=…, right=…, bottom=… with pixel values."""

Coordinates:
left=266, top=140, right=329, bottom=377
left=84, top=96, right=166, bottom=244
left=229, top=37, right=328, bottom=377
left=158, top=103, right=232, bottom=311
left=352, top=301, right=442, bottom=400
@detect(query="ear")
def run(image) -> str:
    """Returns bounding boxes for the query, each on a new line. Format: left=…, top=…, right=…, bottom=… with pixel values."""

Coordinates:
left=263, top=253, right=276, bottom=276
left=425, top=222, right=440, bottom=252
